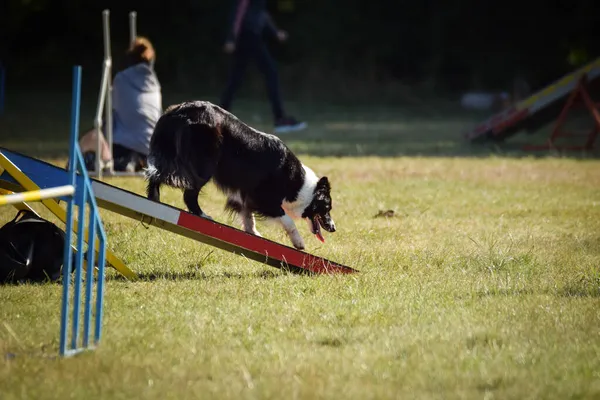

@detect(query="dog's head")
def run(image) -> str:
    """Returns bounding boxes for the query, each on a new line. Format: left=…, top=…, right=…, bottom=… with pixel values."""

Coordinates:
left=302, top=176, right=336, bottom=242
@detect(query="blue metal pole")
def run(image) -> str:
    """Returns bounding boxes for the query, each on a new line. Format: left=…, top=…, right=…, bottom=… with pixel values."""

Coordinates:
left=69, top=66, right=82, bottom=168
left=83, top=210, right=96, bottom=347
left=95, top=232, right=107, bottom=344
left=71, top=187, right=87, bottom=350
left=59, top=196, right=74, bottom=356
left=60, top=65, right=82, bottom=356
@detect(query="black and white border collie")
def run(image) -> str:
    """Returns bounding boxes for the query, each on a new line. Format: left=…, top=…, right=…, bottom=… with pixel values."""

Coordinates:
left=144, top=101, right=336, bottom=250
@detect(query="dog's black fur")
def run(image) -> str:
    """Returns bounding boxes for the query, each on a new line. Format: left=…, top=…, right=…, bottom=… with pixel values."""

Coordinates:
left=144, top=101, right=336, bottom=249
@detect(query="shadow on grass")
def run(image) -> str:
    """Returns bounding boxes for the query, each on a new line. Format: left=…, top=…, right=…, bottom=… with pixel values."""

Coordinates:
left=314, top=337, right=346, bottom=347
left=558, top=280, right=600, bottom=298
left=472, top=284, right=600, bottom=299
left=0, top=280, right=62, bottom=287
left=475, top=287, right=537, bottom=298
left=106, top=268, right=288, bottom=282
left=1, top=267, right=299, bottom=286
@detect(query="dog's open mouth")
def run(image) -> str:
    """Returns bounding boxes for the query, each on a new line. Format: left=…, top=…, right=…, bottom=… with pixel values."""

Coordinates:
left=312, top=216, right=325, bottom=243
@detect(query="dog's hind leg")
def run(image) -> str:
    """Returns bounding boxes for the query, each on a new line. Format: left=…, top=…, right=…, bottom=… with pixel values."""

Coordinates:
left=147, top=177, right=161, bottom=203
left=225, top=195, right=261, bottom=236
left=184, top=188, right=212, bottom=220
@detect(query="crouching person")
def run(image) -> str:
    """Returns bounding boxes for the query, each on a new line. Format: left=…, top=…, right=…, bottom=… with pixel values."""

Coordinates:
left=79, top=36, right=162, bottom=173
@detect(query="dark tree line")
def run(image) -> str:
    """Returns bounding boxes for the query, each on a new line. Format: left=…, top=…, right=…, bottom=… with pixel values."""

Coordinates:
left=1, top=0, right=599, bottom=95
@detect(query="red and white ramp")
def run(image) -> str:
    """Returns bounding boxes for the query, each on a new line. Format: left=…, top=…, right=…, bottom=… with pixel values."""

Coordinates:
left=465, top=58, right=600, bottom=142
left=0, top=148, right=357, bottom=276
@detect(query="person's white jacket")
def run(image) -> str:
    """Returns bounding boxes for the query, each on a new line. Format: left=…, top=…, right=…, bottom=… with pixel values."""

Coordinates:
left=112, top=62, right=162, bottom=156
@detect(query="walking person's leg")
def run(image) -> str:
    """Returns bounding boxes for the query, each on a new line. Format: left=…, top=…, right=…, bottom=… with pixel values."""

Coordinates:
left=220, top=34, right=253, bottom=112
left=253, top=36, right=306, bottom=133
left=252, top=35, right=285, bottom=120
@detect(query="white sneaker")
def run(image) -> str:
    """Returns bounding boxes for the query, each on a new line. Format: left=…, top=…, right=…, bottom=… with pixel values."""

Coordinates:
left=274, top=117, right=307, bottom=134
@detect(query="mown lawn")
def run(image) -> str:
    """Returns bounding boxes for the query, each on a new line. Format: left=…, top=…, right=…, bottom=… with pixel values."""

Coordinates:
left=0, top=92, right=599, bottom=399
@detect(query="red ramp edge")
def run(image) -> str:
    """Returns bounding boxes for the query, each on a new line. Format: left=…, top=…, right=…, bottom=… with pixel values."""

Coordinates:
left=177, top=213, right=355, bottom=274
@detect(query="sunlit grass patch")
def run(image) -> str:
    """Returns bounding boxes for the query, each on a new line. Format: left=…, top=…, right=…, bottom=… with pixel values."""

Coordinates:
left=1, top=101, right=599, bottom=399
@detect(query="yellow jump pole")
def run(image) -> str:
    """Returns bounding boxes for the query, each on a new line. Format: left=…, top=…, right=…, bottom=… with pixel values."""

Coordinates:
left=0, top=185, right=74, bottom=206
left=0, top=188, right=40, bottom=215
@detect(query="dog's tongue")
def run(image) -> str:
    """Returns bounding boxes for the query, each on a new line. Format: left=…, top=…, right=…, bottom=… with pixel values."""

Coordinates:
left=314, top=218, right=325, bottom=242
left=316, top=231, right=325, bottom=243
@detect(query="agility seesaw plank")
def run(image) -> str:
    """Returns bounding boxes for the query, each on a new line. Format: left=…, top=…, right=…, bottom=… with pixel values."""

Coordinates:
left=0, top=148, right=357, bottom=275
left=0, top=150, right=138, bottom=280
left=464, top=57, right=600, bottom=142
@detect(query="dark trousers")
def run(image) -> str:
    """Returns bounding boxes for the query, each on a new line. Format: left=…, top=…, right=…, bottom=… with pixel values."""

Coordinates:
left=220, top=31, right=284, bottom=121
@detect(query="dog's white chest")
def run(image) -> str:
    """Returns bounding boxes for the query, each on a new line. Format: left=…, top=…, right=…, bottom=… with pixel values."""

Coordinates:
left=282, top=165, right=318, bottom=220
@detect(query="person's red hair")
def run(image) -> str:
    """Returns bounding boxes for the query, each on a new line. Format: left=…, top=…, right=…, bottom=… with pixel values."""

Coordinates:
left=126, top=36, right=156, bottom=66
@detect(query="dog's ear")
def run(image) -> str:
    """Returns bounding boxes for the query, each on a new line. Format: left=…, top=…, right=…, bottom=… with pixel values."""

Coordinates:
left=316, top=176, right=330, bottom=192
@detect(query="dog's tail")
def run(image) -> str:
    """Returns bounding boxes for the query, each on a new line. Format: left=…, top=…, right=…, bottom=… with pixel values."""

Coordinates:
left=144, top=154, right=163, bottom=202
left=144, top=108, right=222, bottom=195
left=144, top=125, right=198, bottom=190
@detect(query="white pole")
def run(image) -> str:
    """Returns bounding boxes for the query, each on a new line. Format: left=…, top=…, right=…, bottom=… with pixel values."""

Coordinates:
left=129, top=11, right=137, bottom=45
left=104, top=9, right=114, bottom=176
left=93, top=10, right=112, bottom=180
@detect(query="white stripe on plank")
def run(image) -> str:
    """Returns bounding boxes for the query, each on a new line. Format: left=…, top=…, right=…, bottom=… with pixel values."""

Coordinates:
left=91, top=181, right=180, bottom=224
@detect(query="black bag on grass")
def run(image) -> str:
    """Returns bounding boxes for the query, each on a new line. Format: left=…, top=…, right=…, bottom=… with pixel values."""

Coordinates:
left=0, top=210, right=71, bottom=283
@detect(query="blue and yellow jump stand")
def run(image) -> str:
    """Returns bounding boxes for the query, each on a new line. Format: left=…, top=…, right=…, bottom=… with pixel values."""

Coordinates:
left=0, top=66, right=107, bottom=357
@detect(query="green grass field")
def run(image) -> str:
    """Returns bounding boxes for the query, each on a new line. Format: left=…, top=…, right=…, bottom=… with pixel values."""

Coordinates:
left=1, top=91, right=599, bottom=399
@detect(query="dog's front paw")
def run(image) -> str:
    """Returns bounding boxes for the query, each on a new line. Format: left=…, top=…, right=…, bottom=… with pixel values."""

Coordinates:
left=243, top=227, right=262, bottom=237
left=291, top=236, right=305, bottom=250
left=201, top=213, right=213, bottom=220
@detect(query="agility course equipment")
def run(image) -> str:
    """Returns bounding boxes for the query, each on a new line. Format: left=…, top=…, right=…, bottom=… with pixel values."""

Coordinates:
left=464, top=57, right=600, bottom=150
left=522, top=73, right=600, bottom=151
left=0, top=185, right=74, bottom=206
left=91, top=9, right=142, bottom=179
left=0, top=152, right=136, bottom=280
left=0, top=66, right=108, bottom=357
left=0, top=149, right=356, bottom=275
left=60, top=66, right=107, bottom=357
